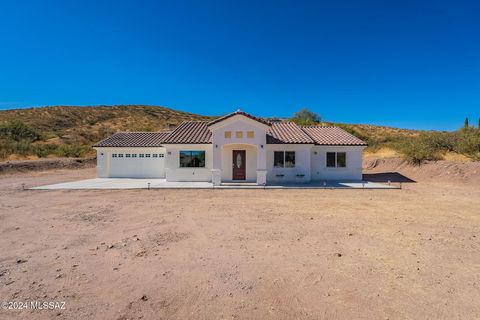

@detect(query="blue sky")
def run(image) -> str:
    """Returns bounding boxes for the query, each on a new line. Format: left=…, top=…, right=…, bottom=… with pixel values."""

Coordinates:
left=0, top=0, right=479, bottom=130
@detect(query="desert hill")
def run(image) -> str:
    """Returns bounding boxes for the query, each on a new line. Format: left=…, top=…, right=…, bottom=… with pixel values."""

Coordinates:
left=0, top=105, right=478, bottom=162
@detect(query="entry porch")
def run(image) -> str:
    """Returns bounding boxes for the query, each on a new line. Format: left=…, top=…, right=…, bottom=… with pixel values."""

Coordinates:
left=211, top=143, right=267, bottom=186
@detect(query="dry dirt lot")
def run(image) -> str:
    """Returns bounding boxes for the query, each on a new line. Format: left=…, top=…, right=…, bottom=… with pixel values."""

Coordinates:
left=1, top=164, right=480, bottom=320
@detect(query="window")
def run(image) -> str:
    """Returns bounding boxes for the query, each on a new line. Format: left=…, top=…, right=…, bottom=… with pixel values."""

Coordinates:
left=285, top=151, right=295, bottom=168
left=224, top=131, right=232, bottom=138
left=132, top=154, right=137, bottom=158
left=126, top=154, right=131, bottom=158
left=145, top=154, right=150, bottom=158
left=159, top=154, right=164, bottom=158
left=180, top=151, right=205, bottom=168
left=247, top=131, right=254, bottom=138
left=118, top=154, right=123, bottom=158
left=139, top=154, right=144, bottom=158
left=274, top=151, right=295, bottom=168
left=153, top=154, right=158, bottom=158
left=235, top=131, right=243, bottom=138
left=112, top=154, right=117, bottom=158
left=326, top=152, right=347, bottom=168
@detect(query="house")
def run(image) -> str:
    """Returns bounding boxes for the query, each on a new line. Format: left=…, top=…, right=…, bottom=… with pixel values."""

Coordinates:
left=93, top=110, right=367, bottom=185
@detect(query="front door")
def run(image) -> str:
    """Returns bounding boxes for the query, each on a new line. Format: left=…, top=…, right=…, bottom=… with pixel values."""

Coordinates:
left=232, top=150, right=246, bottom=180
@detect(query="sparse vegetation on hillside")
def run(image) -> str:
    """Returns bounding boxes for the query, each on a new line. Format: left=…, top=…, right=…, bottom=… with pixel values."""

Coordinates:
left=336, top=122, right=480, bottom=164
left=289, top=108, right=479, bottom=164
left=0, top=105, right=210, bottom=160
left=1, top=105, right=478, bottom=163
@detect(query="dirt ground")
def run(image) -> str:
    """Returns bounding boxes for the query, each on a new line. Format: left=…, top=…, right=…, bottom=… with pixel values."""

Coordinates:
left=1, top=163, right=480, bottom=320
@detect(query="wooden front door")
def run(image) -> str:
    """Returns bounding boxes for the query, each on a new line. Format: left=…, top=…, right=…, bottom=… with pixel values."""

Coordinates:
left=232, top=150, right=246, bottom=180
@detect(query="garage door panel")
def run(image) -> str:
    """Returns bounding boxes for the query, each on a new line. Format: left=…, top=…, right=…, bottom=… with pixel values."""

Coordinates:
left=109, top=152, right=165, bottom=178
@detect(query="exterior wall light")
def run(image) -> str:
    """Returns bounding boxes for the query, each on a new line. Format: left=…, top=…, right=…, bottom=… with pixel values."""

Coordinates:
left=260, top=145, right=264, bottom=148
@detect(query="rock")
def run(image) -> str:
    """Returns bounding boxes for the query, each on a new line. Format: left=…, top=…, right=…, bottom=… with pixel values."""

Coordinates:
left=141, top=295, right=148, bottom=301
left=335, top=253, right=342, bottom=257
left=16, top=259, right=27, bottom=264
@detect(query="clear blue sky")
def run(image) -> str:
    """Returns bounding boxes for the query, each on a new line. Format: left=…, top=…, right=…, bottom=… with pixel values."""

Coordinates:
left=0, top=0, right=479, bottom=130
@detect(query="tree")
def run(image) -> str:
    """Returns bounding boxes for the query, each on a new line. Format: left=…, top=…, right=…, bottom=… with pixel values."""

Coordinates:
left=464, top=117, right=469, bottom=128
left=291, top=108, right=321, bottom=126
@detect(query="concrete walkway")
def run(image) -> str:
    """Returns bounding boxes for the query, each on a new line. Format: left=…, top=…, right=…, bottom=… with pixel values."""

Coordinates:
left=30, top=178, right=399, bottom=190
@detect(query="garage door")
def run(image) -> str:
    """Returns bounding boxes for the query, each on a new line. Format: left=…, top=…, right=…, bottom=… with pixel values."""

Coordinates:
left=109, top=152, right=165, bottom=178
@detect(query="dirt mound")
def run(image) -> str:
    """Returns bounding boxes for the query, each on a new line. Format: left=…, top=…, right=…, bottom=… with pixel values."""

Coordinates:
left=363, top=156, right=480, bottom=185
left=0, top=157, right=96, bottom=175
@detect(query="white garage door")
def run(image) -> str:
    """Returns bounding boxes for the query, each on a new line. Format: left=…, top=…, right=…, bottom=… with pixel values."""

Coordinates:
left=109, top=152, right=165, bottom=178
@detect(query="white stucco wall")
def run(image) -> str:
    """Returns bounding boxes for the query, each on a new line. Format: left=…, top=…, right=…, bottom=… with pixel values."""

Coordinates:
left=311, top=146, right=365, bottom=181
left=266, top=144, right=312, bottom=183
left=209, top=115, right=268, bottom=184
left=95, top=148, right=109, bottom=178
left=164, top=144, right=213, bottom=182
left=95, top=147, right=166, bottom=178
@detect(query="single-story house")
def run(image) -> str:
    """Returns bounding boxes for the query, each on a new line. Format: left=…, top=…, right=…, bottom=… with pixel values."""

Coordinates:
left=93, top=110, right=367, bottom=185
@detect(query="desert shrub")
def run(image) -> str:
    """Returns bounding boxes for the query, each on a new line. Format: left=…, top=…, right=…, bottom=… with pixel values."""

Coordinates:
left=0, top=121, right=40, bottom=142
left=32, top=144, right=59, bottom=158
left=425, top=131, right=457, bottom=152
left=56, top=144, right=91, bottom=157
left=454, top=127, right=480, bottom=160
left=98, top=125, right=115, bottom=139
left=397, top=133, right=443, bottom=164
left=0, top=139, right=34, bottom=158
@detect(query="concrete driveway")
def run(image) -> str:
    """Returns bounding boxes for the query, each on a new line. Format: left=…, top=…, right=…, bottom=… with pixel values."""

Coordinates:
left=30, top=178, right=398, bottom=190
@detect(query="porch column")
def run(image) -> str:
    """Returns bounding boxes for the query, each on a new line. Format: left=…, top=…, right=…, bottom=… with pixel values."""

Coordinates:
left=256, top=145, right=267, bottom=185
left=211, top=144, right=222, bottom=186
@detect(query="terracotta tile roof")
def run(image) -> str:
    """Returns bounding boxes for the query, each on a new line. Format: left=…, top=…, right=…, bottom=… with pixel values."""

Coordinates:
left=163, top=121, right=212, bottom=144
left=267, top=122, right=314, bottom=144
left=302, top=126, right=367, bottom=146
left=94, top=120, right=366, bottom=147
left=93, top=131, right=170, bottom=147
left=208, top=110, right=271, bottom=127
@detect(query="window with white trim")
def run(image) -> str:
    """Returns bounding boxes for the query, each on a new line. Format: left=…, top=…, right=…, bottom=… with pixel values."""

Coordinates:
left=326, top=152, right=346, bottom=168
left=274, top=151, right=295, bottom=168
left=112, top=154, right=117, bottom=158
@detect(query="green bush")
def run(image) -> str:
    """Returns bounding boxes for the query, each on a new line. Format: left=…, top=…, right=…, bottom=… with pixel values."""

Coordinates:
left=32, top=144, right=59, bottom=158
left=0, top=121, right=40, bottom=142
left=397, top=133, right=443, bottom=164
left=0, top=139, right=33, bottom=158
left=454, top=127, right=480, bottom=160
left=56, top=144, right=91, bottom=157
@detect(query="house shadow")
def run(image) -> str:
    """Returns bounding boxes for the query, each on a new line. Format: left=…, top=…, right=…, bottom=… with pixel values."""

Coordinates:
left=363, top=172, right=416, bottom=183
